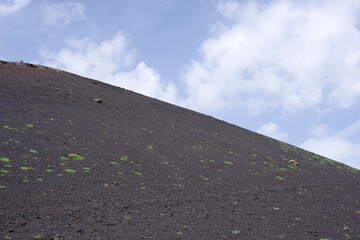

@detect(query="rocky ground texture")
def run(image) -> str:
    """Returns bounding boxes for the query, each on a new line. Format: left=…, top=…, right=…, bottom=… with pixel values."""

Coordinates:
left=0, top=60, right=359, bottom=239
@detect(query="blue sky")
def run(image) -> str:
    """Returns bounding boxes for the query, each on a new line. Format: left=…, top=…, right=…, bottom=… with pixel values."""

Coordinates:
left=1, top=0, right=360, bottom=169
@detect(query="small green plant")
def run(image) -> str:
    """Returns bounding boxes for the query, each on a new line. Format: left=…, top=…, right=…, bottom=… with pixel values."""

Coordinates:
left=276, top=176, right=284, bottom=180
left=26, top=124, right=35, bottom=128
left=124, top=215, right=131, bottom=220
left=69, top=154, right=84, bottom=160
left=288, top=165, right=296, bottom=169
left=65, top=169, right=76, bottom=173
left=33, top=235, right=42, bottom=239
left=224, top=161, right=233, bottom=165
left=232, top=230, right=240, bottom=236
left=1, top=158, right=10, bottom=162
left=120, top=155, right=128, bottom=162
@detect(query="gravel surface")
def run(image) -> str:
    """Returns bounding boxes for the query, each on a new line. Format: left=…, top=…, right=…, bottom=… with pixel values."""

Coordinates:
left=1, top=60, right=359, bottom=239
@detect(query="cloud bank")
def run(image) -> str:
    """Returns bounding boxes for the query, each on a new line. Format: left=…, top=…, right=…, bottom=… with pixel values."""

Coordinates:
left=181, top=0, right=360, bottom=114
left=0, top=0, right=31, bottom=17
left=40, top=2, right=85, bottom=26
left=257, top=122, right=288, bottom=142
left=40, top=32, right=177, bottom=103
left=301, top=121, right=360, bottom=169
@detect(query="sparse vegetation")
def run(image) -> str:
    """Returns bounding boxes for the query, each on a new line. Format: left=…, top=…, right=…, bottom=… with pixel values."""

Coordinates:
left=69, top=153, right=84, bottom=160
left=1, top=62, right=359, bottom=239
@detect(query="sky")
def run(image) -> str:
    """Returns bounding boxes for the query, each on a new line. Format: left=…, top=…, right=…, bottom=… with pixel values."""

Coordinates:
left=1, top=0, right=360, bottom=169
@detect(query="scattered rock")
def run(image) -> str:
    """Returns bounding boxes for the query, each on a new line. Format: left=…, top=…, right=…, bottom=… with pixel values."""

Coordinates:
left=93, top=98, right=103, bottom=103
left=289, top=160, right=298, bottom=165
left=102, top=182, right=118, bottom=188
left=343, top=223, right=350, bottom=231
left=25, top=63, right=37, bottom=68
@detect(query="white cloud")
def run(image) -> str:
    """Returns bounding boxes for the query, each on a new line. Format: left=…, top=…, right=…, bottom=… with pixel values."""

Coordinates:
left=257, top=122, right=288, bottom=141
left=41, top=33, right=136, bottom=78
left=0, top=0, right=31, bottom=17
left=181, top=0, right=360, bottom=114
left=40, top=2, right=85, bottom=26
left=308, top=124, right=333, bottom=138
left=333, top=121, right=360, bottom=139
left=301, top=121, right=360, bottom=169
left=301, top=137, right=360, bottom=170
left=40, top=32, right=177, bottom=103
left=113, top=62, right=177, bottom=102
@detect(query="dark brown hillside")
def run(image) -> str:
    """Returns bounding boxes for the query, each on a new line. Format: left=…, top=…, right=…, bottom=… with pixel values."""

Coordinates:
left=0, top=60, right=359, bottom=239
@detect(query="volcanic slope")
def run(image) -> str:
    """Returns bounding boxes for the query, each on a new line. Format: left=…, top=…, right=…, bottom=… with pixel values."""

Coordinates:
left=0, top=60, right=359, bottom=239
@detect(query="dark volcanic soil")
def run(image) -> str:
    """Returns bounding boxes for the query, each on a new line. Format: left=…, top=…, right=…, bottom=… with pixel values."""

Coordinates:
left=0, top=60, right=359, bottom=239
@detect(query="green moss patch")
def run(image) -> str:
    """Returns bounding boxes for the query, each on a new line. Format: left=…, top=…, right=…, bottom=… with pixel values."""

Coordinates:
left=224, top=161, right=234, bottom=165
left=1, top=157, right=10, bottom=162
left=69, top=154, right=84, bottom=160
